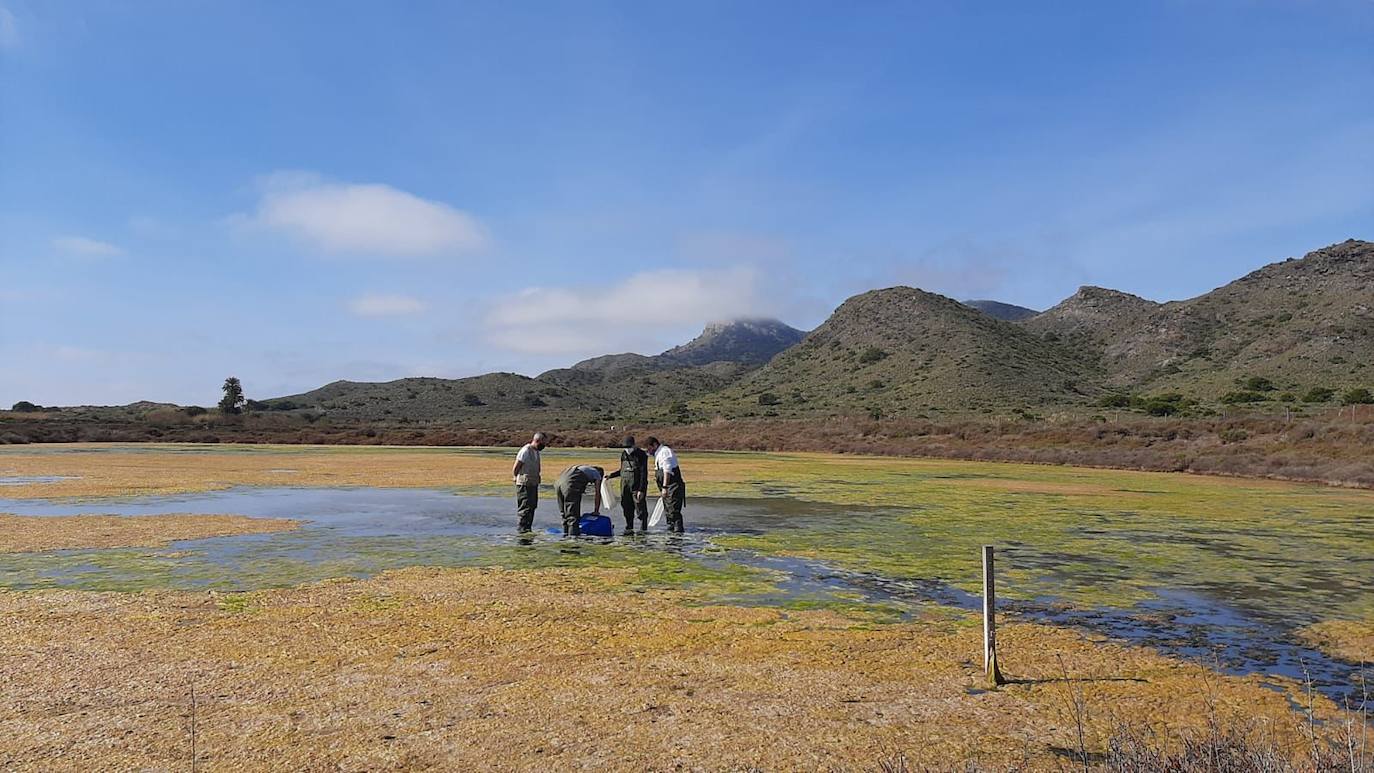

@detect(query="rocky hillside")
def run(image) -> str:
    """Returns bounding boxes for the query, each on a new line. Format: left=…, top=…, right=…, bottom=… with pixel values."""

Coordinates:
left=1025, top=239, right=1373, bottom=398
left=697, top=287, right=1102, bottom=417
left=269, top=319, right=807, bottom=424
left=260, top=239, right=1372, bottom=424
left=963, top=299, right=1039, bottom=321
left=660, top=318, right=806, bottom=366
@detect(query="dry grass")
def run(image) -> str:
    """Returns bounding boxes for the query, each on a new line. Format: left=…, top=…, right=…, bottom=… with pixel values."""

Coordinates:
left=0, top=513, right=299, bottom=553
left=0, top=566, right=1348, bottom=771
left=1302, top=621, right=1374, bottom=665
left=0, top=446, right=517, bottom=499
left=8, top=409, right=1374, bottom=489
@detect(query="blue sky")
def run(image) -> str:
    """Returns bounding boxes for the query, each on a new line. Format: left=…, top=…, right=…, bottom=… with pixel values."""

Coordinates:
left=2, top=1, right=1371, bottom=407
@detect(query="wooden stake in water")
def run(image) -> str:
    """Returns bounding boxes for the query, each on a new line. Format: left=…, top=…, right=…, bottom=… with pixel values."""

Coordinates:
left=983, top=545, right=1006, bottom=686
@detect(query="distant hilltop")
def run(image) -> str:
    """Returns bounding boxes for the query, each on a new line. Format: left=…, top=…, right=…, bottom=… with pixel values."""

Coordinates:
left=261, top=239, right=1373, bottom=423
left=12, top=239, right=1372, bottom=426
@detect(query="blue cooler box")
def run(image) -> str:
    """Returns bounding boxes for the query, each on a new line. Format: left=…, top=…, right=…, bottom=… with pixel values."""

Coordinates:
left=578, top=513, right=614, bottom=537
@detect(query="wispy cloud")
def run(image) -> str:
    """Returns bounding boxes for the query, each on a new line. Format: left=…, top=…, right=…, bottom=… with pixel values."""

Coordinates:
left=0, top=7, right=18, bottom=52
left=239, top=171, right=488, bottom=257
left=347, top=293, right=428, bottom=317
left=484, top=267, right=777, bottom=357
left=52, top=235, right=125, bottom=257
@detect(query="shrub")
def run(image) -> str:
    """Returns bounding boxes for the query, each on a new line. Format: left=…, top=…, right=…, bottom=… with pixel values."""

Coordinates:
left=523, top=394, right=547, bottom=408
left=10, top=401, right=41, bottom=412
left=757, top=392, right=781, bottom=406
left=183, top=406, right=208, bottom=417
left=1097, top=393, right=1132, bottom=409
left=1302, top=387, right=1335, bottom=403
left=1277, top=392, right=1296, bottom=403
left=857, top=346, right=888, bottom=364
left=244, top=399, right=269, bottom=412
left=867, top=379, right=885, bottom=390
left=271, top=400, right=300, bottom=411
left=1243, top=376, right=1275, bottom=392
left=1141, top=393, right=1189, bottom=416
left=1342, top=387, right=1374, bottom=405
left=1220, top=391, right=1267, bottom=405
left=1219, top=428, right=1249, bottom=444
left=462, top=393, right=485, bottom=407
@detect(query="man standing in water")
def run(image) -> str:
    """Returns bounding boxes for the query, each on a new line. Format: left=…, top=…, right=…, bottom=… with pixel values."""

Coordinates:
left=644, top=437, right=685, bottom=533
left=605, top=435, right=648, bottom=535
left=511, top=432, right=547, bottom=533
left=553, top=464, right=604, bottom=537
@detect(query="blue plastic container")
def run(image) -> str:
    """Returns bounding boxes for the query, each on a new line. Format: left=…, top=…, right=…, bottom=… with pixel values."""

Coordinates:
left=578, top=513, right=615, bottom=537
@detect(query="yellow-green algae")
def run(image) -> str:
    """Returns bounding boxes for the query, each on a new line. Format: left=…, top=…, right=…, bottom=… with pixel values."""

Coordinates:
left=3, top=445, right=1371, bottom=628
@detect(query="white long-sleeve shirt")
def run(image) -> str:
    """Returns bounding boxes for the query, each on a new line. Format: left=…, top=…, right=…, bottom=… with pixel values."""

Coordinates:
left=654, top=445, right=679, bottom=476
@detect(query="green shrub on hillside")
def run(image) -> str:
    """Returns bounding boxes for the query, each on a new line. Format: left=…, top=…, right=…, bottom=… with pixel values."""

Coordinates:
left=1097, top=393, right=1132, bottom=409
left=1302, top=387, right=1335, bottom=403
left=1140, top=393, right=1191, bottom=416
left=857, top=346, right=888, bottom=364
left=1242, top=376, right=1275, bottom=392
left=10, top=401, right=41, bottom=412
left=757, top=392, right=781, bottom=406
left=1220, top=391, right=1267, bottom=405
left=1342, top=387, right=1374, bottom=405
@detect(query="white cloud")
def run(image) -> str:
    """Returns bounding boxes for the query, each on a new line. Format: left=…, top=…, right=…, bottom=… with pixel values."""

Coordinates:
left=0, top=7, right=18, bottom=52
left=347, top=293, right=428, bottom=318
left=242, top=172, right=488, bottom=257
left=52, top=235, right=125, bottom=257
left=485, top=267, right=776, bottom=357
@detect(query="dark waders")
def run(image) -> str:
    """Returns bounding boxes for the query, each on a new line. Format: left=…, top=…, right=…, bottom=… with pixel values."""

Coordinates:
left=617, top=447, right=649, bottom=533
left=554, top=466, right=592, bottom=536
left=622, top=485, right=648, bottom=532
left=515, top=482, right=538, bottom=532
left=657, top=468, right=686, bottom=533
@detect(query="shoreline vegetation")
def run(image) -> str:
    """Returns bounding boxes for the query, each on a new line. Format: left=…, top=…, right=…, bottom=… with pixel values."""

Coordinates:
left=5, top=409, right=1374, bottom=489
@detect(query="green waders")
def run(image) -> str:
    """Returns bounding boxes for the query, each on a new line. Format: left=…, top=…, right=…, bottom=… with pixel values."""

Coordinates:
left=554, top=466, right=591, bottom=536
left=515, top=482, right=538, bottom=532
left=657, top=467, right=686, bottom=533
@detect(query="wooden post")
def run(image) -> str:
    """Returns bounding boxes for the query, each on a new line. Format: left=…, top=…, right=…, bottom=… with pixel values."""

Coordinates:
left=983, top=545, right=1006, bottom=686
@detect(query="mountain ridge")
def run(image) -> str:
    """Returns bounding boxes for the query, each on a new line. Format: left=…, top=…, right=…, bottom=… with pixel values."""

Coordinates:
left=217, top=239, right=1374, bottom=423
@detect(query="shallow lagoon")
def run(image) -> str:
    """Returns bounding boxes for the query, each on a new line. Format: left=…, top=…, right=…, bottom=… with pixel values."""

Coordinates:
left=1, top=444, right=1371, bottom=701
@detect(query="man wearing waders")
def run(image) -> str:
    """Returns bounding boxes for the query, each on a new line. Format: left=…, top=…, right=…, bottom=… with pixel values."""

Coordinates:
left=605, top=435, right=648, bottom=534
left=554, top=464, right=604, bottom=536
left=645, top=437, right=685, bottom=533
left=511, top=432, right=547, bottom=533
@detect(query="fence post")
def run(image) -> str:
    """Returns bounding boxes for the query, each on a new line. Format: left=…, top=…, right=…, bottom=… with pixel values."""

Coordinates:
left=983, top=544, right=1006, bottom=686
